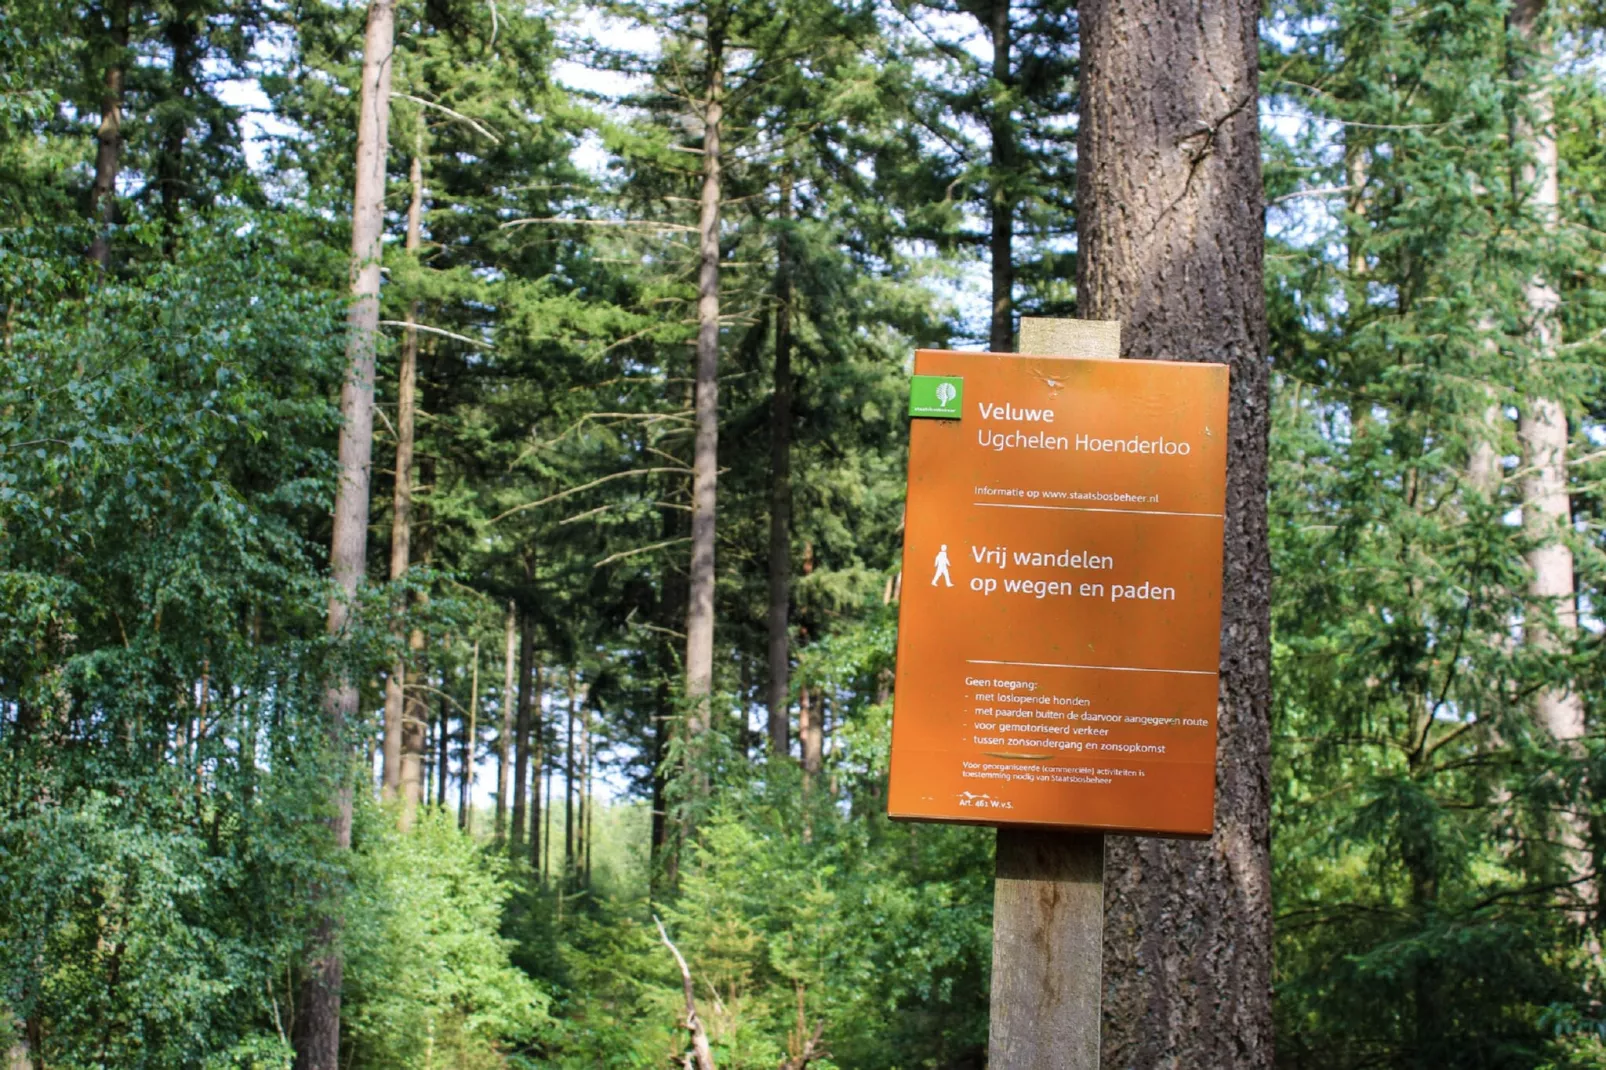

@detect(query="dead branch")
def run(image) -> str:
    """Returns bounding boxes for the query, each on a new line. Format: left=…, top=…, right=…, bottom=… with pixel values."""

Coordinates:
left=780, top=982, right=828, bottom=1070
left=488, top=467, right=692, bottom=524
left=654, top=915, right=717, bottom=1070
left=389, top=93, right=501, bottom=143
left=561, top=500, right=690, bottom=526
left=779, top=1020, right=827, bottom=1070
left=592, top=536, right=691, bottom=569
left=500, top=216, right=699, bottom=233
left=378, top=320, right=492, bottom=350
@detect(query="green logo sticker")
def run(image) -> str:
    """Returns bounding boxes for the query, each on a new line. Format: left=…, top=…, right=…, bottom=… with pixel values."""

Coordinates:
left=910, top=375, right=964, bottom=419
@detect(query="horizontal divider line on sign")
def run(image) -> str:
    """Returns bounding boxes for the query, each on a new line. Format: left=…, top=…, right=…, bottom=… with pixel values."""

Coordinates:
left=966, top=659, right=1218, bottom=677
left=971, top=502, right=1224, bottom=519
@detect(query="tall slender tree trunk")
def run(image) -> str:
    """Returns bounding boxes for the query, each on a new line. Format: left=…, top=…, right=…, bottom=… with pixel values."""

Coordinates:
left=157, top=2, right=197, bottom=255
left=1076, top=0, right=1273, bottom=1061
left=543, top=750, right=554, bottom=881
left=986, top=0, right=1014, bottom=353
left=1468, top=322, right=1505, bottom=495
left=1402, top=713, right=1445, bottom=1055
left=495, top=602, right=516, bottom=840
left=577, top=701, right=589, bottom=887
left=383, top=145, right=424, bottom=801
left=461, top=639, right=478, bottom=831
left=510, top=618, right=534, bottom=850
left=87, top=0, right=128, bottom=268
left=583, top=705, right=594, bottom=889
left=297, top=3, right=394, bottom=1068
left=423, top=696, right=435, bottom=803
left=800, top=687, right=822, bottom=781
left=654, top=478, right=689, bottom=887
left=435, top=680, right=450, bottom=809
left=565, top=671, right=577, bottom=885
left=650, top=664, right=671, bottom=892
left=528, top=664, right=544, bottom=871
left=1509, top=0, right=1591, bottom=910
left=685, top=12, right=725, bottom=743
left=398, top=623, right=427, bottom=826
left=766, top=169, right=795, bottom=758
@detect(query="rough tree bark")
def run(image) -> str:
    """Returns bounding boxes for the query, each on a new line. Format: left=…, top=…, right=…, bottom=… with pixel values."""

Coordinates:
left=766, top=168, right=795, bottom=759
left=382, top=144, right=423, bottom=803
left=1509, top=0, right=1591, bottom=909
left=495, top=602, right=516, bottom=840
left=685, top=10, right=725, bottom=740
left=1075, top=0, right=1273, bottom=1062
left=986, top=0, right=1015, bottom=353
left=87, top=0, right=129, bottom=268
left=296, top=3, right=394, bottom=1068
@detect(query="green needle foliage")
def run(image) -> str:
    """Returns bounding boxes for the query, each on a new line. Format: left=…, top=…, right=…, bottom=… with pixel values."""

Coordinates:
left=3, top=0, right=1606, bottom=1065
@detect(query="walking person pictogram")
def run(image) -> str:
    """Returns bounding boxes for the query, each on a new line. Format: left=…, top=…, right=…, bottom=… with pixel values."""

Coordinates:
left=932, top=544, right=953, bottom=587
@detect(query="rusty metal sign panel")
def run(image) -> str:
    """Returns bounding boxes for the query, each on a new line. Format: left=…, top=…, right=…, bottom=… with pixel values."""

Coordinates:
left=888, top=350, right=1230, bottom=837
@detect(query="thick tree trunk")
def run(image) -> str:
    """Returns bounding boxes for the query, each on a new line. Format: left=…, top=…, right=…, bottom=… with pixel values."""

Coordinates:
left=1509, top=0, right=1590, bottom=909
left=766, top=170, right=794, bottom=758
left=382, top=148, right=424, bottom=801
left=685, top=17, right=724, bottom=731
left=1076, top=0, right=1273, bottom=1062
left=87, top=0, right=128, bottom=268
left=460, top=640, right=478, bottom=831
left=986, top=0, right=1014, bottom=353
left=297, top=3, right=395, bottom=1068
left=495, top=602, right=516, bottom=840
left=510, top=619, right=534, bottom=849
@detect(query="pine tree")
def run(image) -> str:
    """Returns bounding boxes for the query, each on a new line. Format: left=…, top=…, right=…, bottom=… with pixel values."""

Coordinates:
left=1076, top=0, right=1274, bottom=1061
left=298, top=2, right=394, bottom=1065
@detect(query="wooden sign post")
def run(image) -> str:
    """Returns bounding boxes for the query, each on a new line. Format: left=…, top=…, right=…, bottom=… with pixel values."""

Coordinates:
left=989, top=320, right=1115, bottom=1070
left=888, top=318, right=1230, bottom=1068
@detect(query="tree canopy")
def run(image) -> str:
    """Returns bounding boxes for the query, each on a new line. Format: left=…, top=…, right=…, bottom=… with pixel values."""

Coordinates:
left=2, top=0, right=1605, bottom=1066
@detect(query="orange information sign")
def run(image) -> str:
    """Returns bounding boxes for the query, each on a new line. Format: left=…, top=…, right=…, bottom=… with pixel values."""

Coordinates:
left=888, top=350, right=1229, bottom=837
